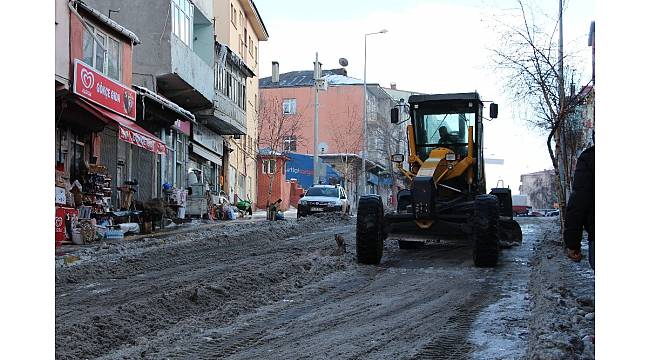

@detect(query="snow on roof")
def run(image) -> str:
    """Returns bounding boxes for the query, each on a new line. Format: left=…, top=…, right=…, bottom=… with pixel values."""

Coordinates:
left=318, top=153, right=386, bottom=170
left=260, top=69, right=366, bottom=88
left=133, top=85, right=195, bottom=122
left=257, top=147, right=287, bottom=157
left=75, top=1, right=141, bottom=44
left=322, top=74, right=364, bottom=85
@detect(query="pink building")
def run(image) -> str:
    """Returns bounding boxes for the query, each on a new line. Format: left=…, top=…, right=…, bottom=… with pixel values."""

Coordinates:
left=258, top=68, right=399, bottom=209
left=256, top=150, right=304, bottom=211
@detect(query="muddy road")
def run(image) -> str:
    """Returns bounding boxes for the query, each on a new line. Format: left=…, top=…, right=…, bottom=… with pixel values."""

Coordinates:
left=56, top=215, right=593, bottom=359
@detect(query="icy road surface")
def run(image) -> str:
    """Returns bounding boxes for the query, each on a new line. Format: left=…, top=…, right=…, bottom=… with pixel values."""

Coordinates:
left=56, top=215, right=594, bottom=359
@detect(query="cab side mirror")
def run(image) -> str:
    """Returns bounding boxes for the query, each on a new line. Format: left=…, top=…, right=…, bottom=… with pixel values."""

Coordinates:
left=489, top=103, right=498, bottom=119
left=391, top=154, right=404, bottom=163
left=390, top=107, right=399, bottom=124
left=299, top=193, right=304, bottom=198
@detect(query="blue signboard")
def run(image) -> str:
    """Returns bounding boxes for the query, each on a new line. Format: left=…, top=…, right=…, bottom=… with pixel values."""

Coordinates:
left=380, top=175, right=393, bottom=186
left=285, top=153, right=341, bottom=190
left=367, top=173, right=379, bottom=185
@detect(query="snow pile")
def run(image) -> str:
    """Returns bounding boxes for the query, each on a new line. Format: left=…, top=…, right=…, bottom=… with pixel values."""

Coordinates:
left=527, top=220, right=595, bottom=360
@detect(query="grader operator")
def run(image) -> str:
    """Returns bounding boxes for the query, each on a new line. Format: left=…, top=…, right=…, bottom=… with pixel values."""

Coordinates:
left=356, top=92, right=522, bottom=267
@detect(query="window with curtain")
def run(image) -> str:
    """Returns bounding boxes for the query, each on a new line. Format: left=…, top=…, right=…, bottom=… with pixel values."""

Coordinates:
left=82, top=25, right=121, bottom=81
left=107, top=37, right=121, bottom=80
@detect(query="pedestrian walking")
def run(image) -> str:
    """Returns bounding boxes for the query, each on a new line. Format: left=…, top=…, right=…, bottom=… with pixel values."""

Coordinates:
left=564, top=145, right=595, bottom=269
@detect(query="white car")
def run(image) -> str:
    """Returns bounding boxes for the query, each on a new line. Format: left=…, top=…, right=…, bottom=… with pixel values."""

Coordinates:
left=297, top=185, right=350, bottom=217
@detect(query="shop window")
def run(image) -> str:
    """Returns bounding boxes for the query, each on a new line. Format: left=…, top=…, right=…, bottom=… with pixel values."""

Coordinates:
left=229, top=165, right=237, bottom=203
left=176, top=135, right=185, bottom=187
left=71, top=141, right=85, bottom=181
left=283, top=135, right=297, bottom=152
left=282, top=99, right=296, bottom=115
left=172, top=0, right=193, bottom=48
left=238, top=173, right=246, bottom=200
left=262, top=159, right=276, bottom=174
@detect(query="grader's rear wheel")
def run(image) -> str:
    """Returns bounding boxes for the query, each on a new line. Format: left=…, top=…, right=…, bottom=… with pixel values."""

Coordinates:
left=356, top=195, right=385, bottom=265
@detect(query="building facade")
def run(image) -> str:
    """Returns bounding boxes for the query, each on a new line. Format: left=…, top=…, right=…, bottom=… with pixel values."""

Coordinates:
left=519, top=169, right=558, bottom=209
left=214, top=0, right=269, bottom=205
left=56, top=0, right=196, bottom=213
left=81, top=0, right=268, bottom=206
left=258, top=69, right=399, bottom=208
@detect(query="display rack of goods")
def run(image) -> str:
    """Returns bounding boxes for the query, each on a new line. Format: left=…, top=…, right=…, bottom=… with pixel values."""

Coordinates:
left=81, top=164, right=112, bottom=215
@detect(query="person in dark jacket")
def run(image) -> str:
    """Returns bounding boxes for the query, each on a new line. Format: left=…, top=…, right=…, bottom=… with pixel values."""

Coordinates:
left=564, top=146, right=595, bottom=269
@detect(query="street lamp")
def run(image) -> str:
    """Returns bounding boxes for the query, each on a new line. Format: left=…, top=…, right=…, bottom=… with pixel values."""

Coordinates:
left=362, top=29, right=388, bottom=196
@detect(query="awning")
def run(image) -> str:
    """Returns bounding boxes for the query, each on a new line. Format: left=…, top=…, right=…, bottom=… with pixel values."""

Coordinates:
left=133, top=85, right=195, bottom=123
left=190, top=141, right=223, bottom=166
left=75, top=98, right=166, bottom=155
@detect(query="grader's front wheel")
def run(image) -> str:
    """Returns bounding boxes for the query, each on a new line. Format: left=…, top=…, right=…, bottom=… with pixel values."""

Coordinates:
left=356, top=195, right=385, bottom=265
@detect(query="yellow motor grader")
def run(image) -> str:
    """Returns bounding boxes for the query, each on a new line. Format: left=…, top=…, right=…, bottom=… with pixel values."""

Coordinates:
left=356, top=92, right=522, bottom=267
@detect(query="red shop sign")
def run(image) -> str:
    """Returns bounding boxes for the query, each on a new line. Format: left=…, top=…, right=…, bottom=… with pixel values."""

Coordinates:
left=119, top=126, right=167, bottom=155
left=73, top=59, right=136, bottom=120
left=174, top=119, right=191, bottom=135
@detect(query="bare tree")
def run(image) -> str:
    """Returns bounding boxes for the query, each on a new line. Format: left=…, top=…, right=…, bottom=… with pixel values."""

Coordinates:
left=256, top=95, right=303, bottom=209
left=370, top=96, right=402, bottom=204
left=331, top=105, right=363, bottom=191
left=490, top=0, right=591, bottom=230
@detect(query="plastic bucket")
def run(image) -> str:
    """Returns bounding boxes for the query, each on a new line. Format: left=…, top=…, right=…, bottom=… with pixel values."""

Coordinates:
left=71, top=230, right=83, bottom=245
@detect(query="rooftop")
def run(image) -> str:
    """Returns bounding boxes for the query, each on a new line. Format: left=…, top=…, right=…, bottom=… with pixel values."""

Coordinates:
left=260, top=69, right=370, bottom=88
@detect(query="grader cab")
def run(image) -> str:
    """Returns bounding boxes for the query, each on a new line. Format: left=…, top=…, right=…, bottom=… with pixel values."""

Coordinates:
left=356, top=92, right=522, bottom=267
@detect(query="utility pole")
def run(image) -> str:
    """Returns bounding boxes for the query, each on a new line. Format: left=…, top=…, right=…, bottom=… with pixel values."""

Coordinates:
left=313, top=52, right=321, bottom=185
left=362, top=39, right=368, bottom=195
left=557, top=0, right=567, bottom=198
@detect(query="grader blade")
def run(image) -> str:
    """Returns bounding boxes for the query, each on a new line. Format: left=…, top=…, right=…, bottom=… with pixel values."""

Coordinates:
left=498, top=218, right=522, bottom=247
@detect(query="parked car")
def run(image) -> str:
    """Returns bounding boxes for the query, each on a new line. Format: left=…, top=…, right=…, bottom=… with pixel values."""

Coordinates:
left=297, top=185, right=350, bottom=218
left=546, top=209, right=560, bottom=217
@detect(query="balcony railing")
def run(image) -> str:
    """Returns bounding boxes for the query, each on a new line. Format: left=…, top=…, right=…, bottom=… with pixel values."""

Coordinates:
left=213, top=90, right=247, bottom=134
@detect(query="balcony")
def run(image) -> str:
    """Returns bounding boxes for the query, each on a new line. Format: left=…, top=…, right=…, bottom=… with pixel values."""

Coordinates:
left=195, top=91, right=247, bottom=136
left=156, top=27, right=214, bottom=111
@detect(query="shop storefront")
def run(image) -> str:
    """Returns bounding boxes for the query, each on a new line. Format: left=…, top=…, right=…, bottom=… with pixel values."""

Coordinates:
left=132, top=85, right=195, bottom=197
left=55, top=60, right=167, bottom=245
left=189, top=123, right=224, bottom=191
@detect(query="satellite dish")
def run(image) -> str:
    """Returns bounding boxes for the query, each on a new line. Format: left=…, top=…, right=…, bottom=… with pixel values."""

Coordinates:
left=338, top=58, right=348, bottom=67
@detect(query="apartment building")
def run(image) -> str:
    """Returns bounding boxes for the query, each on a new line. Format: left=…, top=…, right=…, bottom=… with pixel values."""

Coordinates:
left=214, top=0, right=269, bottom=203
